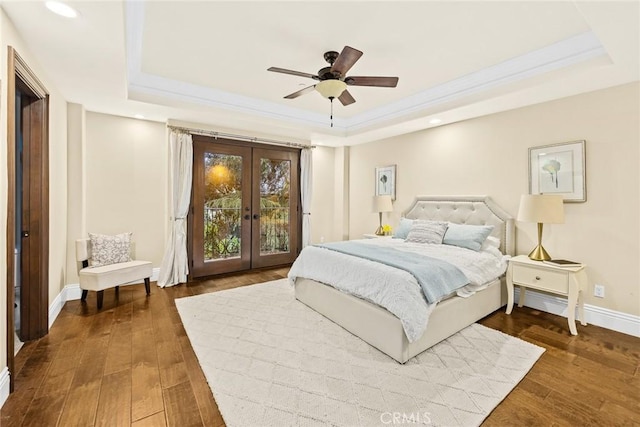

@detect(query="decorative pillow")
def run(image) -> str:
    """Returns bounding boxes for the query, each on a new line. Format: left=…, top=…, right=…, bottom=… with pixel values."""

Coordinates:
left=443, top=223, right=494, bottom=252
left=481, top=236, right=501, bottom=251
left=405, top=220, right=448, bottom=244
left=392, top=217, right=415, bottom=239
left=89, top=232, right=132, bottom=266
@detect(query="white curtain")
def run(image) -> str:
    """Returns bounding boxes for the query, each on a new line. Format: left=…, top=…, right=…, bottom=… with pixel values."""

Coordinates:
left=301, top=148, right=313, bottom=247
left=158, top=131, right=193, bottom=287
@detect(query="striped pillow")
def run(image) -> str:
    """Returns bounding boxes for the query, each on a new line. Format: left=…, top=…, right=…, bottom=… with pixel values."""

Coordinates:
left=405, top=220, right=448, bottom=244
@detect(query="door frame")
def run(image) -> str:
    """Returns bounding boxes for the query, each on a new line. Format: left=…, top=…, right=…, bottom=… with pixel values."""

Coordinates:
left=188, top=136, right=301, bottom=278
left=5, top=46, right=50, bottom=392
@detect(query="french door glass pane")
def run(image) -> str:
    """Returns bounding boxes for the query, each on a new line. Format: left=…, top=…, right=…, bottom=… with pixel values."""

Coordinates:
left=260, top=158, right=290, bottom=255
left=204, top=153, right=242, bottom=261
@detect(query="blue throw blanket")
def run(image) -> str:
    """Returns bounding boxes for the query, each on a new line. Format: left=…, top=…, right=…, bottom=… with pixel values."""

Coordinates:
left=316, top=241, right=469, bottom=304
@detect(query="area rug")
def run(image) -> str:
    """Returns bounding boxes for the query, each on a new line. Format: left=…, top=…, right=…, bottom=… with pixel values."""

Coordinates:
left=176, top=279, right=544, bottom=427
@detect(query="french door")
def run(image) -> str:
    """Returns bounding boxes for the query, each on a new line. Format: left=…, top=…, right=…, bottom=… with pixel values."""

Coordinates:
left=191, top=137, right=300, bottom=277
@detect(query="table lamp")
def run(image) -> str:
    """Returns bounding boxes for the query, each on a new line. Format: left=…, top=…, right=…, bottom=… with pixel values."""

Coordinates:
left=373, top=195, right=393, bottom=235
left=517, top=194, right=565, bottom=261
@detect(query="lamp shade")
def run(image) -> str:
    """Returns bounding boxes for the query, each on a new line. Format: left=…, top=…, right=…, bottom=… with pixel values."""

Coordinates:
left=373, top=195, right=393, bottom=213
left=315, top=79, right=347, bottom=99
left=517, top=194, right=564, bottom=224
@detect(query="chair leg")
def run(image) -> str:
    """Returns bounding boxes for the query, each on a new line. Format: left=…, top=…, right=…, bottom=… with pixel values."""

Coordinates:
left=97, top=290, right=104, bottom=310
left=144, top=278, right=151, bottom=296
left=81, top=289, right=88, bottom=302
left=115, top=286, right=119, bottom=298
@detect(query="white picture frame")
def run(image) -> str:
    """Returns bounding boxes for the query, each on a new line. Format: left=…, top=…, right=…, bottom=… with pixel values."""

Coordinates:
left=375, top=165, right=396, bottom=200
left=529, top=140, right=586, bottom=203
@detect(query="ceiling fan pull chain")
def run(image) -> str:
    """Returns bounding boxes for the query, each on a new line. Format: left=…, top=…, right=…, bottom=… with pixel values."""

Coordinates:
left=330, top=97, right=334, bottom=127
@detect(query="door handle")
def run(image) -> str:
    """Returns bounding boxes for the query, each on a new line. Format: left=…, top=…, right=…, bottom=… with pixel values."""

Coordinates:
left=243, top=214, right=250, bottom=220
left=253, top=214, right=260, bottom=220
left=21, top=231, right=29, bottom=238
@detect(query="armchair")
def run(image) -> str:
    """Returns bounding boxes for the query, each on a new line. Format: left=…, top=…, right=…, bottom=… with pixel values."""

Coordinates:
left=75, top=238, right=153, bottom=309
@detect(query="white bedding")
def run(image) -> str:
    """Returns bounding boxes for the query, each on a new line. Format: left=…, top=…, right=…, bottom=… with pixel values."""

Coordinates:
left=288, top=238, right=508, bottom=342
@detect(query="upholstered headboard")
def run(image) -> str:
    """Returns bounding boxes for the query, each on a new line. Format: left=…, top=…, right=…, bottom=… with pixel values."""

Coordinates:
left=402, top=196, right=515, bottom=256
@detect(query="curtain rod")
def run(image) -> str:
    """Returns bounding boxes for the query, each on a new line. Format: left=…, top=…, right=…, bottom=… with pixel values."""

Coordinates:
left=167, top=125, right=315, bottom=149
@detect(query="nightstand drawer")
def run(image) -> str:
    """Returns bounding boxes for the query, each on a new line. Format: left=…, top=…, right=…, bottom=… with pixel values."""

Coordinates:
left=512, top=264, right=569, bottom=294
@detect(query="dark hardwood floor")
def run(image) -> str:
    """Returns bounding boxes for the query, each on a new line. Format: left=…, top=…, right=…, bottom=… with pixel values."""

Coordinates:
left=1, top=267, right=638, bottom=426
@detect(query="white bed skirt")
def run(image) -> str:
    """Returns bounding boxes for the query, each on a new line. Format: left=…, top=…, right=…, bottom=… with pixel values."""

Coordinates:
left=295, top=277, right=507, bottom=363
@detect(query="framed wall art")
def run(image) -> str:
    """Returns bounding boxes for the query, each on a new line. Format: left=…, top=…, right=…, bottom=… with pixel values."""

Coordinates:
left=375, top=165, right=396, bottom=200
left=529, top=140, right=586, bottom=203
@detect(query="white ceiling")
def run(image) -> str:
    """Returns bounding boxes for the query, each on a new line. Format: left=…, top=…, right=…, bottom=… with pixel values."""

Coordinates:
left=2, top=1, right=638, bottom=146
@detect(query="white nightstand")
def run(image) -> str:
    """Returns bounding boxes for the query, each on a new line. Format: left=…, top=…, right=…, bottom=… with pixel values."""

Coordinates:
left=362, top=233, right=392, bottom=239
left=506, top=255, right=588, bottom=335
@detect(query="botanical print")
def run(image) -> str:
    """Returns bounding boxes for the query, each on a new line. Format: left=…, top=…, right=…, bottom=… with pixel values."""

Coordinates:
left=538, top=150, right=574, bottom=193
left=378, top=170, right=390, bottom=194
left=375, top=165, right=396, bottom=200
left=529, top=140, right=586, bottom=202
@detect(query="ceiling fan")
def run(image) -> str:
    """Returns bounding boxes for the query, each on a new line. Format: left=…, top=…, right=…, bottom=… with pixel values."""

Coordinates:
left=268, top=46, right=399, bottom=125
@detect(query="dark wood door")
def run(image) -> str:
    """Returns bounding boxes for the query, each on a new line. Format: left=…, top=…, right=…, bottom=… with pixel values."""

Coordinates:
left=192, top=140, right=252, bottom=276
left=250, top=148, right=299, bottom=269
left=6, top=47, right=50, bottom=393
left=17, top=88, right=49, bottom=341
left=190, top=138, right=299, bottom=277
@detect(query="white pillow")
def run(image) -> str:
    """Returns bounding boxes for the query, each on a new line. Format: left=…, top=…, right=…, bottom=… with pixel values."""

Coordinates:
left=89, top=232, right=132, bottom=266
left=405, top=220, right=448, bottom=244
left=481, top=236, right=501, bottom=251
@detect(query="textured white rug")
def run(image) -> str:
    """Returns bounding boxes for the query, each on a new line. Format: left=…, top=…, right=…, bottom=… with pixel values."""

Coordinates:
left=176, top=279, right=544, bottom=427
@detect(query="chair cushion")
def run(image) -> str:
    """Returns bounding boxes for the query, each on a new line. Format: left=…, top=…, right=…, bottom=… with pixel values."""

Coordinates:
left=79, top=260, right=152, bottom=291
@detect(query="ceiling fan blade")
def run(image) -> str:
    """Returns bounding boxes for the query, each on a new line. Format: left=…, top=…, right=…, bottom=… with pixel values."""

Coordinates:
left=346, top=76, right=399, bottom=87
left=330, top=46, right=363, bottom=76
left=268, top=67, right=318, bottom=80
left=284, top=85, right=316, bottom=99
left=338, top=90, right=356, bottom=106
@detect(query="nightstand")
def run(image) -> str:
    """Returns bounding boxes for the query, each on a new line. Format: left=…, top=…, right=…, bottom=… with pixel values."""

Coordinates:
left=363, top=233, right=392, bottom=239
left=506, top=255, right=588, bottom=335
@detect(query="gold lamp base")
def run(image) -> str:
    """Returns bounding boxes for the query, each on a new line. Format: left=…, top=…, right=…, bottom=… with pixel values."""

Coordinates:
left=528, top=244, right=551, bottom=261
left=528, top=222, right=552, bottom=261
left=374, top=212, right=384, bottom=235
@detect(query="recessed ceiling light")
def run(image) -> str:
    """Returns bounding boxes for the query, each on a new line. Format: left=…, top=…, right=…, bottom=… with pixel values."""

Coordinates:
left=429, top=118, right=442, bottom=125
left=134, top=114, right=145, bottom=119
left=45, top=1, right=78, bottom=18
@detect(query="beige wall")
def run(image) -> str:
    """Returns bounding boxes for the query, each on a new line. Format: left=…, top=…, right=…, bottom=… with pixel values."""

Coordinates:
left=66, top=104, right=86, bottom=284
left=308, top=145, right=336, bottom=244
left=0, top=10, right=68, bottom=373
left=85, top=113, right=168, bottom=266
left=82, top=116, right=343, bottom=268
left=348, top=82, right=640, bottom=316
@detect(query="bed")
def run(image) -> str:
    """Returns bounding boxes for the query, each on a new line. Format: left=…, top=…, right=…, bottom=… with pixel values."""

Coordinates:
left=289, top=195, right=515, bottom=363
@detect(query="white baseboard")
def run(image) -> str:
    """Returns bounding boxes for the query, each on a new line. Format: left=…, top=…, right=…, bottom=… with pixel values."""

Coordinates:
left=0, top=367, right=9, bottom=410
left=48, top=284, right=81, bottom=328
left=48, top=287, right=65, bottom=328
left=514, top=288, right=640, bottom=337
left=151, top=267, right=160, bottom=283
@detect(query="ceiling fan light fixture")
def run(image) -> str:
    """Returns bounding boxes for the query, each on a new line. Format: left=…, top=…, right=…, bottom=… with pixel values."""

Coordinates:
left=315, top=79, right=347, bottom=99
